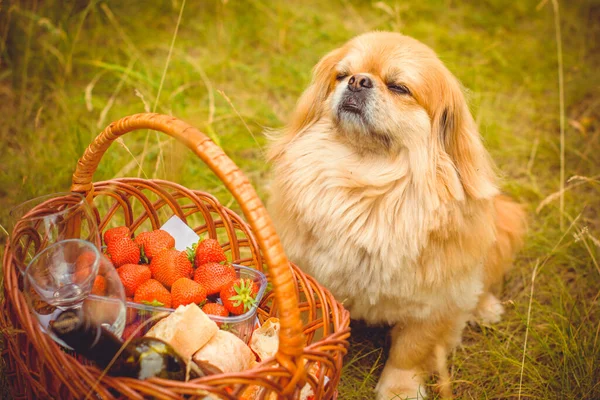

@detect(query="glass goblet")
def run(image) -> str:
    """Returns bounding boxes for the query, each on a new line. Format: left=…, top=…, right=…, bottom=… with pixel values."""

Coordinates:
left=25, top=239, right=100, bottom=310
left=9, top=192, right=100, bottom=274
left=23, top=239, right=126, bottom=346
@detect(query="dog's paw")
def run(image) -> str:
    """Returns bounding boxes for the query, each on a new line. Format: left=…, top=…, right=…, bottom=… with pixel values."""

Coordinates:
left=375, top=366, right=427, bottom=400
left=474, top=293, right=504, bottom=324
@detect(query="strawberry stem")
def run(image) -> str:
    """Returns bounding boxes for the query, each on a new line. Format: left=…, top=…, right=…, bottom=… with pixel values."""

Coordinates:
left=139, top=245, right=149, bottom=264
left=228, top=279, right=258, bottom=313
left=186, top=242, right=197, bottom=264
left=141, top=299, right=165, bottom=307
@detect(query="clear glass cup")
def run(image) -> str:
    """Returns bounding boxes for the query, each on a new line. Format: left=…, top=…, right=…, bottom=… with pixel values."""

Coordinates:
left=23, top=239, right=126, bottom=346
left=25, top=239, right=100, bottom=309
left=9, top=192, right=100, bottom=274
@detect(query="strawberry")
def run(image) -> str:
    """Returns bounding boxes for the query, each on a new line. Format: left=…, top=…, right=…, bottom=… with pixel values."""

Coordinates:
left=117, top=264, right=151, bottom=297
left=122, top=320, right=143, bottom=341
left=202, top=302, right=229, bottom=318
left=133, top=279, right=172, bottom=308
left=135, top=230, right=175, bottom=261
left=75, top=250, right=97, bottom=269
left=103, top=226, right=131, bottom=247
left=82, top=296, right=120, bottom=325
left=73, top=250, right=97, bottom=282
left=107, top=237, right=140, bottom=267
left=220, top=278, right=259, bottom=315
left=149, top=249, right=192, bottom=289
left=193, top=262, right=236, bottom=295
left=171, top=278, right=207, bottom=309
left=125, top=304, right=138, bottom=324
left=191, top=239, right=227, bottom=267
left=91, top=275, right=107, bottom=296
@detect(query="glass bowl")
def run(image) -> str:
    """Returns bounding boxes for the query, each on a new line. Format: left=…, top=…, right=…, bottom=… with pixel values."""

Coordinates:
left=124, top=265, right=268, bottom=343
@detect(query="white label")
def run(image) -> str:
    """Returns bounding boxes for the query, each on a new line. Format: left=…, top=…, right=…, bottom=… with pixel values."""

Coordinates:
left=160, top=215, right=200, bottom=251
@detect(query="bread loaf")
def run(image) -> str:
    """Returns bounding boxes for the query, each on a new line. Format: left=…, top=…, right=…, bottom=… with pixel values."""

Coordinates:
left=249, top=318, right=279, bottom=361
left=145, top=304, right=218, bottom=361
left=193, top=330, right=256, bottom=374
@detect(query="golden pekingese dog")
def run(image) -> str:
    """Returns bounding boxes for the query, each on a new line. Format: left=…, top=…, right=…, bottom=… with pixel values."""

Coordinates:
left=267, top=32, right=526, bottom=399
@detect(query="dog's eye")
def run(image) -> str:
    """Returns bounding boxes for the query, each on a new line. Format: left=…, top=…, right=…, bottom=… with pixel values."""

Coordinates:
left=387, top=84, right=411, bottom=95
left=336, top=72, right=349, bottom=81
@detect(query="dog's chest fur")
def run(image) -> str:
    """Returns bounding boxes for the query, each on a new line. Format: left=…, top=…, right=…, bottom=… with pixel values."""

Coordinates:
left=269, top=124, right=494, bottom=324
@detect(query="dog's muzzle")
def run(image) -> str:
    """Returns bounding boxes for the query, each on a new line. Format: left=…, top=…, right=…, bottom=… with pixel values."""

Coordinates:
left=339, top=74, right=373, bottom=116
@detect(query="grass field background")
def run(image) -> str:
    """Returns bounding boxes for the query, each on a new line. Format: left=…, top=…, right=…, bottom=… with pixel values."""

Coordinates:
left=1, top=0, right=599, bottom=398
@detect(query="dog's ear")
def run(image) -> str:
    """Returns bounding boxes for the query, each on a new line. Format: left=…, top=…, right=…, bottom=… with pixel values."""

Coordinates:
left=289, top=47, right=346, bottom=133
left=433, top=79, right=498, bottom=199
left=267, top=47, right=346, bottom=161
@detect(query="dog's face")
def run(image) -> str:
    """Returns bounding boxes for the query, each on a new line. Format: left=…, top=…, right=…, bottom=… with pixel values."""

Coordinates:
left=328, top=34, right=437, bottom=152
left=283, top=31, right=496, bottom=199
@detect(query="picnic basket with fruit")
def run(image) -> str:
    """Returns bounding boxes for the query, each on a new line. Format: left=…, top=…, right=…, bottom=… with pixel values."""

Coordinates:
left=1, top=113, right=351, bottom=399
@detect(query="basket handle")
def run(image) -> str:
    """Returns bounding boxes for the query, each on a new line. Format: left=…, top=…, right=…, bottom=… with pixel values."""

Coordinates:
left=71, top=113, right=305, bottom=389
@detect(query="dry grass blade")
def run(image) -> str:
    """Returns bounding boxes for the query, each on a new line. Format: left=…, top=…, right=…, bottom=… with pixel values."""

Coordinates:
left=587, top=232, right=600, bottom=249
left=114, top=138, right=149, bottom=179
left=575, top=227, right=600, bottom=276
left=84, top=71, right=107, bottom=111
left=517, top=213, right=582, bottom=400
left=138, top=0, right=187, bottom=179
left=217, top=89, right=265, bottom=157
left=550, top=0, right=566, bottom=230
left=134, top=88, right=151, bottom=113
left=517, top=260, right=538, bottom=400
left=96, top=57, right=137, bottom=129
left=536, top=174, right=600, bottom=214
left=567, top=175, right=600, bottom=185
left=99, top=3, right=142, bottom=60
left=179, top=52, right=216, bottom=125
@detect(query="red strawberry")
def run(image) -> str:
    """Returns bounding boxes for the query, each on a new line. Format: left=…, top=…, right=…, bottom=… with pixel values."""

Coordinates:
left=202, top=302, right=229, bottom=318
left=149, top=249, right=192, bottom=289
left=125, top=304, right=137, bottom=324
left=83, top=296, right=120, bottom=325
left=220, top=278, right=259, bottom=315
left=135, top=230, right=175, bottom=261
left=192, top=239, right=227, bottom=267
left=117, top=264, right=151, bottom=297
left=75, top=250, right=97, bottom=269
left=193, top=262, right=236, bottom=295
left=103, top=226, right=131, bottom=247
left=133, top=279, right=172, bottom=308
left=91, top=275, right=107, bottom=296
left=73, top=250, right=98, bottom=282
left=122, top=321, right=143, bottom=341
left=107, top=237, right=140, bottom=267
left=171, top=278, right=207, bottom=309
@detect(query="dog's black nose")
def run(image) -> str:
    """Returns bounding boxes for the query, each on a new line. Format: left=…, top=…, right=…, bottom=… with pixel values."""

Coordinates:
left=348, top=74, right=373, bottom=91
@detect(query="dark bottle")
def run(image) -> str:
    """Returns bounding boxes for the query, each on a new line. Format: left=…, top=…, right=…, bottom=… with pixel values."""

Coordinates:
left=50, top=308, right=190, bottom=381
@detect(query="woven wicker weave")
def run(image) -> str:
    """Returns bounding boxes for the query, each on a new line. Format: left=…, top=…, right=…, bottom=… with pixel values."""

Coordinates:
left=1, top=113, right=351, bottom=399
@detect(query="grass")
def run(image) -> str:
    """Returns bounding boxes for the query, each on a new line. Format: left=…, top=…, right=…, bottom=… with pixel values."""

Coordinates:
left=1, top=0, right=599, bottom=398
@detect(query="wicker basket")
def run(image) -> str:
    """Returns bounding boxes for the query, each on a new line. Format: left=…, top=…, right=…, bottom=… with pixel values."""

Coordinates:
left=1, top=113, right=351, bottom=399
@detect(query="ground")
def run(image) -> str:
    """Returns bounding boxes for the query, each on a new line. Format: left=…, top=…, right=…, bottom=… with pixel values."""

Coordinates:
left=0, top=0, right=599, bottom=399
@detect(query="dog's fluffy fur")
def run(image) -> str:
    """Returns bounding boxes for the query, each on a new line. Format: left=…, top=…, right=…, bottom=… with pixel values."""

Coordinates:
left=267, top=32, right=526, bottom=399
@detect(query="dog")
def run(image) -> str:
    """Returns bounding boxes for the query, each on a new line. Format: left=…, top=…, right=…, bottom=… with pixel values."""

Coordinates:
left=267, top=31, right=526, bottom=399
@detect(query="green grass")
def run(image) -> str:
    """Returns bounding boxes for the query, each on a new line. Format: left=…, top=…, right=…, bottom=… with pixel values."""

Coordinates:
left=1, top=0, right=599, bottom=399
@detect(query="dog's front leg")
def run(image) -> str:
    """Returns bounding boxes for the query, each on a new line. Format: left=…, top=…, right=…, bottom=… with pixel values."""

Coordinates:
left=375, top=316, right=465, bottom=400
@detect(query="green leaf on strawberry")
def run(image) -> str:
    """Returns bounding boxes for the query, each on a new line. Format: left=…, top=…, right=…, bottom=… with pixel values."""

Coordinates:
left=139, top=245, right=149, bottom=264
left=186, top=242, right=197, bottom=264
left=220, top=278, right=259, bottom=315
left=141, top=299, right=165, bottom=307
